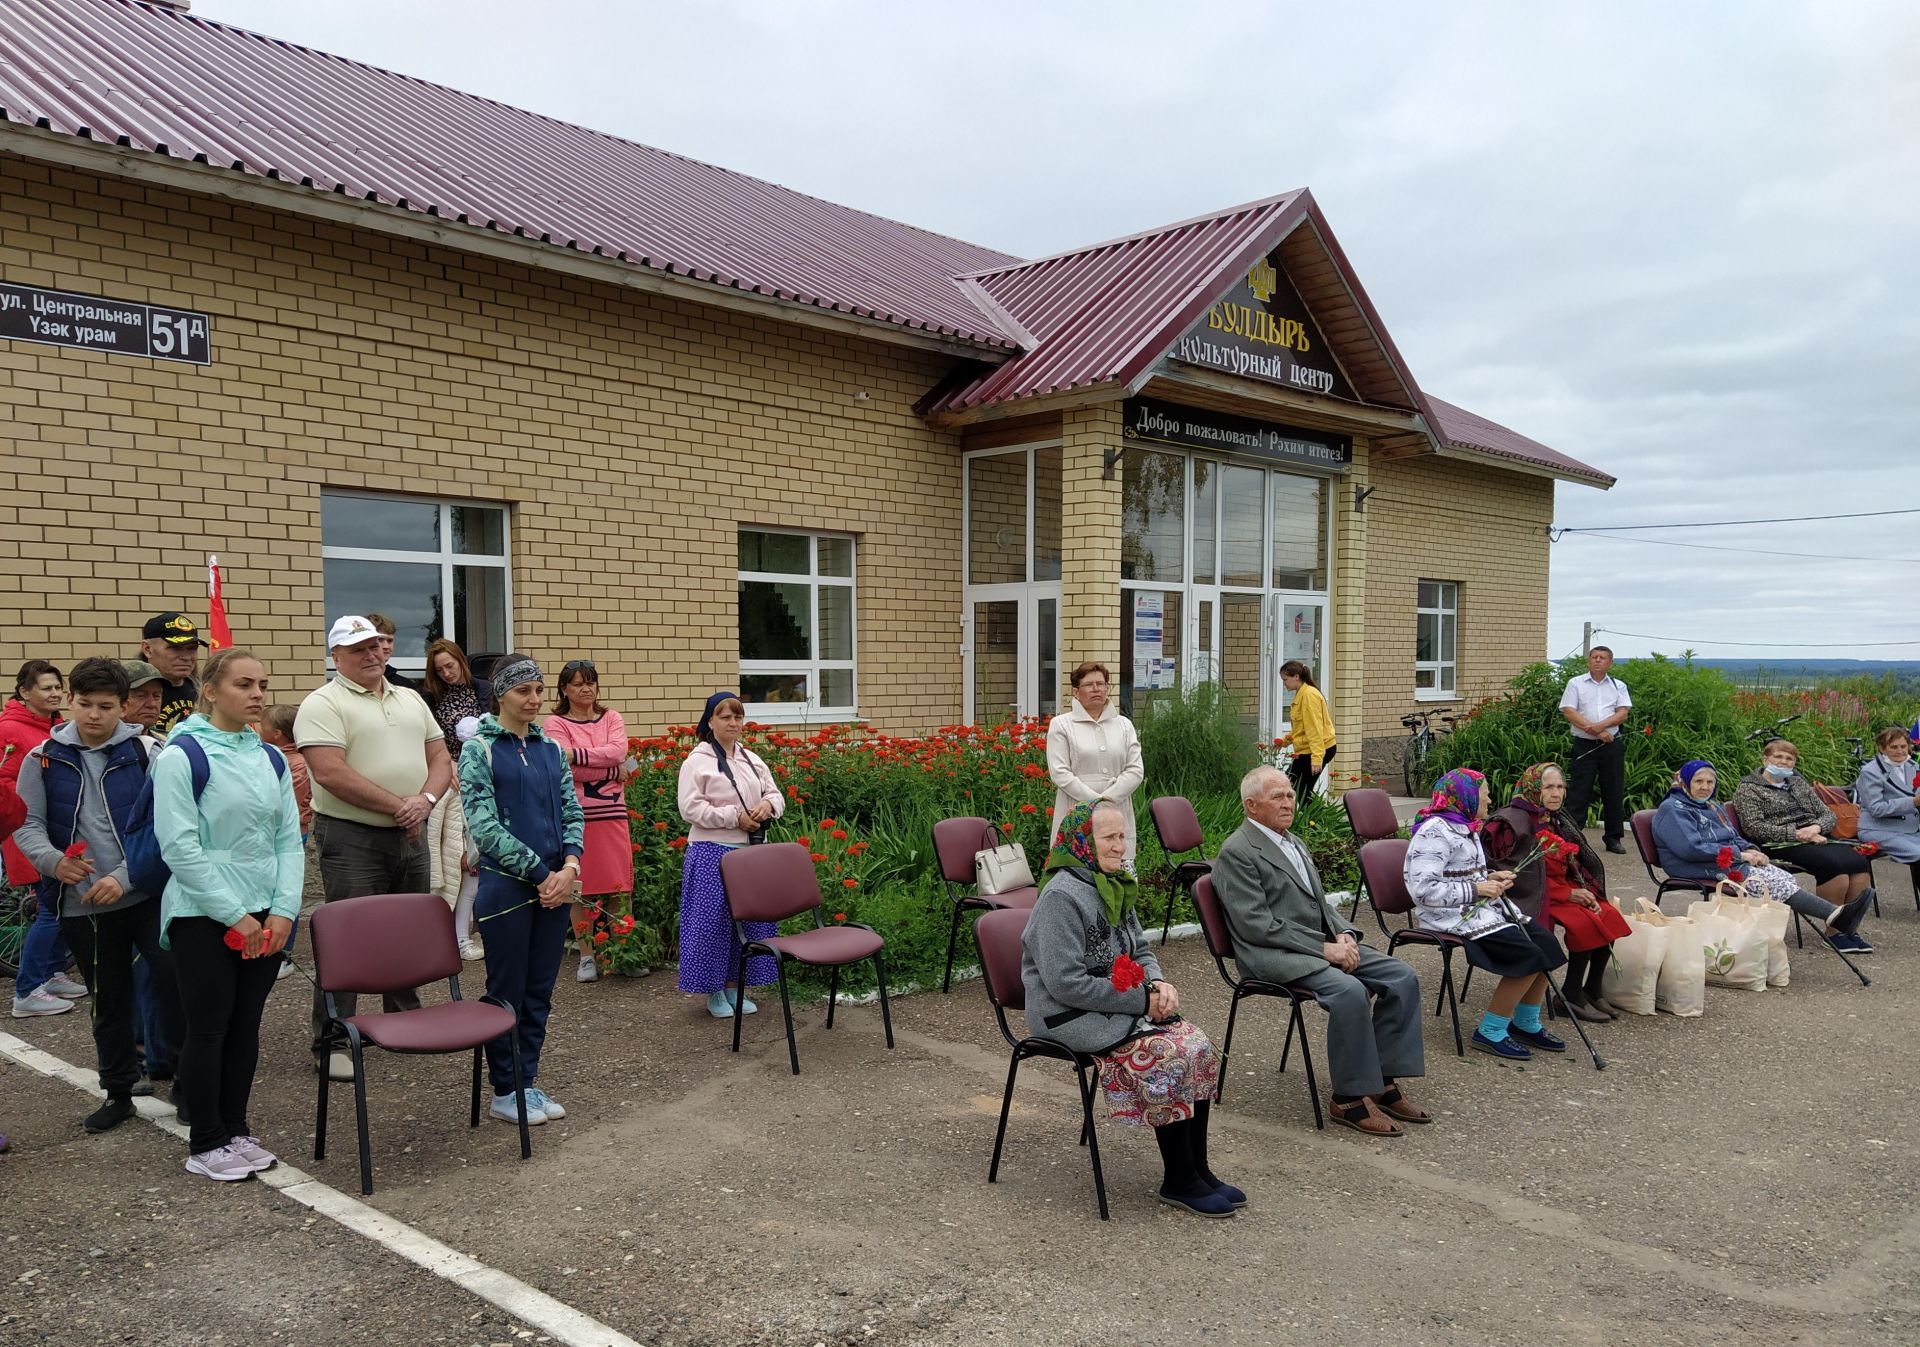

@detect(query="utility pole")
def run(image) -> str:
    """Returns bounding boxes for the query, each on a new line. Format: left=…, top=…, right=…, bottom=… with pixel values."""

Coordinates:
left=1582, top=621, right=1592, bottom=656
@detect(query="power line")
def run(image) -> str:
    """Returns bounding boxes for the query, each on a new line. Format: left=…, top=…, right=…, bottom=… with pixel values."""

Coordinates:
left=1594, top=627, right=1920, bottom=650
left=1550, top=506, right=1920, bottom=538
left=1557, top=531, right=1920, bottom=564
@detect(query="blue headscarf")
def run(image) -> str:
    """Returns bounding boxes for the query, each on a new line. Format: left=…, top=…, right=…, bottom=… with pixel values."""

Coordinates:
left=695, top=690, right=739, bottom=748
left=1670, top=759, right=1719, bottom=810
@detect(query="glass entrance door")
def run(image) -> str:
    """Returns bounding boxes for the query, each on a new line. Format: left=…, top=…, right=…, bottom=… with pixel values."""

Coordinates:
left=965, top=587, right=1061, bottom=724
left=1276, top=596, right=1327, bottom=727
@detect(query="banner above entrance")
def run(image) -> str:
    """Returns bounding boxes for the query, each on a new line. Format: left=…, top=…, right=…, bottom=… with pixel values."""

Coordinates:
left=1165, top=250, right=1353, bottom=400
left=1123, top=397, right=1351, bottom=474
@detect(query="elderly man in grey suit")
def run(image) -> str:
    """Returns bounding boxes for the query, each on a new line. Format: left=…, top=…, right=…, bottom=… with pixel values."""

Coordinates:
left=1212, top=766, right=1430, bottom=1138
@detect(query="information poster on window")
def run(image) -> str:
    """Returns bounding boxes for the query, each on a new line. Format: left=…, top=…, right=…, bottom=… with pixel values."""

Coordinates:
left=1282, top=604, right=1319, bottom=666
left=1131, top=591, right=1164, bottom=688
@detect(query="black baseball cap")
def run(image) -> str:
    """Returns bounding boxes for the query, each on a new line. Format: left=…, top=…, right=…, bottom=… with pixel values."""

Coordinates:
left=142, top=612, right=205, bottom=647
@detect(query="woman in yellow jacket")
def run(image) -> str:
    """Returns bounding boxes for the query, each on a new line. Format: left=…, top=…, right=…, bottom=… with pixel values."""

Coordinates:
left=1277, top=660, right=1336, bottom=800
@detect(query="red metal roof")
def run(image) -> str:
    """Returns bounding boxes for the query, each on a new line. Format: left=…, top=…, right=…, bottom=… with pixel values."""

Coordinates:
left=1425, top=394, right=1616, bottom=488
left=0, top=0, right=1021, bottom=348
left=930, top=192, right=1309, bottom=413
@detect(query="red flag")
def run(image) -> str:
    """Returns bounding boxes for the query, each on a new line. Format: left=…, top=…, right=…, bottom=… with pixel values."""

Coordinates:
left=207, top=555, right=233, bottom=651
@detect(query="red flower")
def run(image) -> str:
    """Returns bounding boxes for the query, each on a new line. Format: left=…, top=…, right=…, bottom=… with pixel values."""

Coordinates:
left=669, top=837, right=688, bottom=850
left=798, top=836, right=813, bottom=847
left=653, top=821, right=669, bottom=831
left=830, top=829, right=847, bottom=841
left=63, top=840, right=89, bottom=859
left=810, top=852, right=828, bottom=863
left=223, top=928, right=247, bottom=951
left=612, top=915, right=635, bottom=936
left=842, top=878, right=858, bottom=889
left=1643, top=725, right=1653, bottom=737
left=593, top=930, right=609, bottom=946
left=630, top=843, right=642, bottom=854
left=1855, top=841, right=1880, bottom=857
left=1715, top=846, right=1734, bottom=870
left=819, top=817, right=837, bottom=828
left=1000, top=822, right=1014, bottom=834
left=573, top=919, right=595, bottom=936
left=833, top=911, right=847, bottom=921
left=1727, top=869, right=1746, bottom=882
left=1045, top=806, right=1054, bottom=817
left=1019, top=803, right=1037, bottom=814
left=1110, top=953, right=1146, bottom=993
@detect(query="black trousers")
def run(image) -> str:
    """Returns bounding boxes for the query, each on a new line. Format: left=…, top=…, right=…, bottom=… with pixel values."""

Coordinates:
left=60, top=899, right=185, bottom=1099
left=1287, top=744, right=1335, bottom=800
left=1566, top=736, right=1626, bottom=841
left=170, top=914, right=281, bottom=1156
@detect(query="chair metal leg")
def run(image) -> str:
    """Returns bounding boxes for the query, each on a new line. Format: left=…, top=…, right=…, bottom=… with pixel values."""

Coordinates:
left=988, top=1050, right=1021, bottom=1183
left=469, top=1045, right=482, bottom=1128
left=1278, top=996, right=1296, bottom=1073
left=942, top=904, right=963, bottom=993
left=1441, top=947, right=1465, bottom=1056
left=1077, top=1065, right=1109, bottom=1221
left=1160, top=880, right=1178, bottom=946
left=825, top=965, right=840, bottom=1029
left=1291, top=1000, right=1324, bottom=1129
left=1458, top=965, right=1474, bottom=1009
left=775, top=962, right=801, bottom=1074
left=1217, top=987, right=1246, bottom=1103
left=314, top=1039, right=330, bottom=1161
left=1799, top=911, right=1870, bottom=987
left=508, top=1024, right=530, bottom=1160
left=872, top=951, right=895, bottom=1049
left=348, top=1032, right=373, bottom=1197
left=730, top=941, right=748, bottom=1053
left=1541, top=968, right=1606, bottom=1070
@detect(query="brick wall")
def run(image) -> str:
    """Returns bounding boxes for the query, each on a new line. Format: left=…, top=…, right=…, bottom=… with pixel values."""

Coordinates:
left=1359, top=452, right=1554, bottom=782
left=0, top=153, right=971, bottom=734
left=1057, top=404, right=1122, bottom=702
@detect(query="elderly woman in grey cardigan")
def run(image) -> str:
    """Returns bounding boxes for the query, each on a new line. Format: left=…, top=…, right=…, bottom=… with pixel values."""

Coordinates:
left=1855, top=726, right=1920, bottom=883
left=1020, top=799, right=1238, bottom=1219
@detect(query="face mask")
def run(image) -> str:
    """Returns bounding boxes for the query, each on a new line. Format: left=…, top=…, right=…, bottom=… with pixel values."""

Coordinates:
left=1764, top=763, right=1794, bottom=780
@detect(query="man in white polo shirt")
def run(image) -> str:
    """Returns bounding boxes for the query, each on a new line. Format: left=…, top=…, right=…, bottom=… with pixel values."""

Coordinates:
left=295, top=615, right=454, bottom=1080
left=1559, top=646, right=1632, bottom=854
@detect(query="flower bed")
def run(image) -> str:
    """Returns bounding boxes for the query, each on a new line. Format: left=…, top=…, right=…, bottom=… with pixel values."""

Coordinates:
left=617, top=720, right=1359, bottom=995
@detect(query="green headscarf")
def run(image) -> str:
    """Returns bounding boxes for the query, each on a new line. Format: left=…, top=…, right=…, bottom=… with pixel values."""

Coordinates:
left=1042, top=799, right=1140, bottom=930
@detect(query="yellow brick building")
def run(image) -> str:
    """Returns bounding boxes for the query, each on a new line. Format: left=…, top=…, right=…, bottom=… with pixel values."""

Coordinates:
left=0, top=0, right=1610, bottom=782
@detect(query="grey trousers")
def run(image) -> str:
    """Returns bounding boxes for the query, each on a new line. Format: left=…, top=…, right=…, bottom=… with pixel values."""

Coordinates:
left=309, top=814, right=431, bottom=1059
left=1292, top=945, right=1425, bottom=1099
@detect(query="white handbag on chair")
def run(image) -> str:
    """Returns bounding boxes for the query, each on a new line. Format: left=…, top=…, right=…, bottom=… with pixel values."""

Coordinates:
left=975, top=829, right=1035, bottom=896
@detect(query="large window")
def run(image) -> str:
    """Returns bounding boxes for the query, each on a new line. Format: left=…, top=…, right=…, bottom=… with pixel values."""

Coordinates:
left=739, top=529, right=856, bottom=719
left=320, top=492, right=511, bottom=669
left=1415, top=580, right=1459, bottom=698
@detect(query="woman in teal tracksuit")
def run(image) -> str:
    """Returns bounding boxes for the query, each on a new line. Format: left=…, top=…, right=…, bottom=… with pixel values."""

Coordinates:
left=458, top=655, right=584, bottom=1128
left=154, top=648, right=304, bottom=1182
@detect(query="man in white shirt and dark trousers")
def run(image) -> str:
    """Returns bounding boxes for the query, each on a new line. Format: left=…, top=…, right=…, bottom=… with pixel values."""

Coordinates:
left=1559, top=647, right=1632, bottom=854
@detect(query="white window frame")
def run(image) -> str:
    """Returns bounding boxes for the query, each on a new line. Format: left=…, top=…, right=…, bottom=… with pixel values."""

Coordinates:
left=1414, top=579, right=1460, bottom=702
left=738, top=527, right=858, bottom=723
left=319, top=490, right=513, bottom=673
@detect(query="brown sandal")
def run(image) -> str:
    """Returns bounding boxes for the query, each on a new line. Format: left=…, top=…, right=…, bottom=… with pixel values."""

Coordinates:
left=1374, top=1086, right=1433, bottom=1125
left=1328, top=1097, right=1404, bottom=1137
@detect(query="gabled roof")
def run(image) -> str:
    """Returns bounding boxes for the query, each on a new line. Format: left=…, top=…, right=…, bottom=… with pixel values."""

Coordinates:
left=0, top=0, right=1021, bottom=349
left=1425, top=395, right=1616, bottom=489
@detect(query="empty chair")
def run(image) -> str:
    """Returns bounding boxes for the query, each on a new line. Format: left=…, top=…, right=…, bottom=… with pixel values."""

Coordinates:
left=311, top=892, right=527, bottom=1196
left=1191, top=874, right=1322, bottom=1126
left=974, top=906, right=1109, bottom=1219
left=1358, top=840, right=1466, bottom=1056
left=1341, top=787, right=1402, bottom=924
left=720, top=842, right=895, bottom=1073
left=1147, top=795, right=1213, bottom=944
left=931, top=816, right=1040, bottom=993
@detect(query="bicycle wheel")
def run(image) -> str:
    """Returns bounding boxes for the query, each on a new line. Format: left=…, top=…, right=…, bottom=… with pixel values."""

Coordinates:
left=0, top=884, right=34, bottom=980
left=1403, top=735, right=1427, bottom=798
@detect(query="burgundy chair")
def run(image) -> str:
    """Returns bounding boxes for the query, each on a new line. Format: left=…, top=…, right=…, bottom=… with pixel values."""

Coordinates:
left=1629, top=809, right=1718, bottom=908
left=1147, top=796, right=1213, bottom=945
left=974, top=907, right=1109, bottom=1220
left=1358, top=839, right=1465, bottom=1056
left=1721, top=803, right=1868, bottom=987
left=1191, top=875, right=1322, bottom=1127
left=1341, top=788, right=1403, bottom=927
left=310, top=892, right=526, bottom=1196
left=720, top=842, right=895, bottom=1073
left=931, top=816, right=1040, bottom=993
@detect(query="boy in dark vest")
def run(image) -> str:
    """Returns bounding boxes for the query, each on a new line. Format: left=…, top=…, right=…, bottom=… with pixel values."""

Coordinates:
left=14, top=658, right=187, bottom=1133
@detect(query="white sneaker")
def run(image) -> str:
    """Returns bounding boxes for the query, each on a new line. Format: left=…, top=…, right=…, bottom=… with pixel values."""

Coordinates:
left=458, top=938, right=484, bottom=961
left=524, top=1086, right=565, bottom=1120
left=38, top=974, right=89, bottom=999
left=488, top=1091, right=546, bottom=1126
left=11, top=992, right=76, bottom=1018
left=576, top=954, right=598, bottom=983
left=185, top=1145, right=257, bottom=1181
left=275, top=961, right=291, bottom=980
left=228, top=1135, right=278, bottom=1173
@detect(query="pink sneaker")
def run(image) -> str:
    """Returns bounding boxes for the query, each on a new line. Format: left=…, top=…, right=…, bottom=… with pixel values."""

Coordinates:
left=228, top=1135, right=277, bottom=1173
left=185, top=1145, right=256, bottom=1182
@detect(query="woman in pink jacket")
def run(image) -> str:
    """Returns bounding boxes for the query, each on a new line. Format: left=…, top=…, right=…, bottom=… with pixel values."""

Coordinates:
left=542, top=660, right=635, bottom=985
left=675, top=691, right=784, bottom=1019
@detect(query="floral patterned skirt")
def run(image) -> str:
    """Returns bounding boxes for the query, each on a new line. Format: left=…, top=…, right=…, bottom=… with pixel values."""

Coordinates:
left=1094, top=1019, right=1219, bottom=1128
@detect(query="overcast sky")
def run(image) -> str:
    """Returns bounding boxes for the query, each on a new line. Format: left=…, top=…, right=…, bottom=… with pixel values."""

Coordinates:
left=194, top=0, right=1920, bottom=663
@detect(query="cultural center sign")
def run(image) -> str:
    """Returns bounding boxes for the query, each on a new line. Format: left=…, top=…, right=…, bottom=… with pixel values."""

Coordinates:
left=1123, top=397, right=1351, bottom=473
left=1167, top=252, right=1351, bottom=400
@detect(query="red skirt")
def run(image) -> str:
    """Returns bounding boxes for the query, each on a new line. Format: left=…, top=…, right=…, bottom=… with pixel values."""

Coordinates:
left=1546, top=895, right=1632, bottom=952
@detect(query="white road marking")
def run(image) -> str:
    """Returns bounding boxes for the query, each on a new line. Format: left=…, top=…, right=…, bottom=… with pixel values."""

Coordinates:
left=0, top=1029, right=644, bottom=1347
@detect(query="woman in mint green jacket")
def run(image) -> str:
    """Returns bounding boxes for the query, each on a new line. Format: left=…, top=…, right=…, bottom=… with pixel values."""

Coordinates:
left=154, top=649, right=304, bottom=1182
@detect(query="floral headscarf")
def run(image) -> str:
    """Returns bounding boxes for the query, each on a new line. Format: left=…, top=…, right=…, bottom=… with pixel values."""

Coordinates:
left=1412, top=767, right=1485, bottom=838
left=1510, top=762, right=1558, bottom=817
left=1042, top=799, right=1139, bottom=930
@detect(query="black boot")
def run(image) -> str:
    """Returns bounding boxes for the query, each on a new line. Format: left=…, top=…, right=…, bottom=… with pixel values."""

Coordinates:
left=1154, top=1120, right=1233, bottom=1218
left=1191, top=1101, right=1246, bottom=1208
left=85, top=1095, right=135, bottom=1134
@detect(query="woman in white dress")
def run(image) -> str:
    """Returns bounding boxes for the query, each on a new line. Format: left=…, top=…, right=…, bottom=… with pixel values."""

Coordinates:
left=1046, top=662, right=1145, bottom=864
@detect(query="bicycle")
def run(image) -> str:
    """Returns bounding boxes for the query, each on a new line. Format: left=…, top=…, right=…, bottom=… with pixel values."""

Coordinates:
left=1742, top=713, right=1803, bottom=745
left=1400, top=709, right=1458, bottom=797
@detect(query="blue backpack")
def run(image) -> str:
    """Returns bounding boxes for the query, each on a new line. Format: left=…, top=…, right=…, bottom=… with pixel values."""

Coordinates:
left=124, top=736, right=286, bottom=896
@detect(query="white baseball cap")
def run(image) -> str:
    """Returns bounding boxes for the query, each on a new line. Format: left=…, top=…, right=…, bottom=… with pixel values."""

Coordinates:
left=327, top=615, right=382, bottom=649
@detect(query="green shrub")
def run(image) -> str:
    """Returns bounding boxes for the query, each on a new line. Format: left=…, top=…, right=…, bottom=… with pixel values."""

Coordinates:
left=1136, top=681, right=1262, bottom=799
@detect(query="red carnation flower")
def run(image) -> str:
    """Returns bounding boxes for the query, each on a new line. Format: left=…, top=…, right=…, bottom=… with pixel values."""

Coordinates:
left=223, top=928, right=247, bottom=951
left=612, top=915, right=635, bottom=936
left=1855, top=841, right=1880, bottom=857
left=1728, top=869, right=1746, bottom=882
left=63, top=840, right=89, bottom=859
left=1110, top=953, right=1146, bottom=993
left=1715, top=846, right=1734, bottom=870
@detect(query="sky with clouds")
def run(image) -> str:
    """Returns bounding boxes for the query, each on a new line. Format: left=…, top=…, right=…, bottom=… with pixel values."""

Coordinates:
left=192, top=0, right=1920, bottom=662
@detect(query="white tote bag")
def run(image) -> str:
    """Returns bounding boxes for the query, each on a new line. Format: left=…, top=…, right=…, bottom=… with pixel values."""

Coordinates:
left=1639, top=899, right=1704, bottom=1018
left=1688, top=887, right=1769, bottom=992
left=1600, top=904, right=1669, bottom=1016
